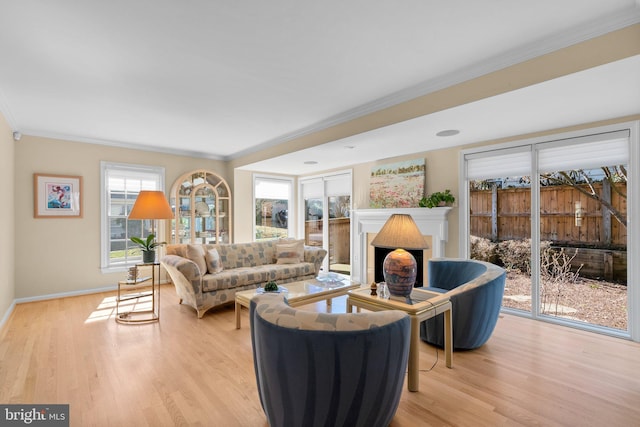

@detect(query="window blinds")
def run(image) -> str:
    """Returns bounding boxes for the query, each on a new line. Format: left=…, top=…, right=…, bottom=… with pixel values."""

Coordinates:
left=465, top=146, right=532, bottom=180
left=301, top=173, right=351, bottom=198
left=325, top=173, right=351, bottom=196
left=465, top=129, right=630, bottom=180
left=537, top=130, right=629, bottom=173
left=255, top=177, right=291, bottom=199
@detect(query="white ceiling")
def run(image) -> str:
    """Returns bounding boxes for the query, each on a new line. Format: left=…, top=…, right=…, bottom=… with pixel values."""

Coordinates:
left=0, top=1, right=639, bottom=174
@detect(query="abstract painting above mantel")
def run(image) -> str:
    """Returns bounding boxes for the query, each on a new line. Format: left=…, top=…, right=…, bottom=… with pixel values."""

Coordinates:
left=369, top=158, right=425, bottom=208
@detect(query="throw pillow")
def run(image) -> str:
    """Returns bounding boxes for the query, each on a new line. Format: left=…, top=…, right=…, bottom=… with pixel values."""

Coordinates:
left=276, top=239, right=305, bottom=264
left=186, top=244, right=207, bottom=275
left=205, top=248, right=224, bottom=274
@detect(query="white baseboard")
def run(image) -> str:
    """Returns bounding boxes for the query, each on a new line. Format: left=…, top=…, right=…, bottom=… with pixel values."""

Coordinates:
left=0, top=300, right=16, bottom=332
left=14, top=285, right=118, bottom=304
left=0, top=282, right=172, bottom=332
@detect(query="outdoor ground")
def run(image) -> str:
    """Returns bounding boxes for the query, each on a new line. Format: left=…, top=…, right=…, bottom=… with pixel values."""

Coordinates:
left=502, top=270, right=627, bottom=330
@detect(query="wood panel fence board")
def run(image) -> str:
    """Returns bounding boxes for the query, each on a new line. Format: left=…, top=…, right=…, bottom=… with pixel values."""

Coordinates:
left=470, top=183, right=627, bottom=281
left=470, top=183, right=626, bottom=246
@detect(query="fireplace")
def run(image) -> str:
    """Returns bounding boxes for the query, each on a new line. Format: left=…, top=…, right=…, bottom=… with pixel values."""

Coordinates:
left=374, top=247, right=424, bottom=287
left=351, top=207, right=452, bottom=285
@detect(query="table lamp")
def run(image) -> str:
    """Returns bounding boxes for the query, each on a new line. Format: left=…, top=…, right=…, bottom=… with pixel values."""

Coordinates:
left=129, top=190, right=174, bottom=262
left=370, top=214, right=429, bottom=297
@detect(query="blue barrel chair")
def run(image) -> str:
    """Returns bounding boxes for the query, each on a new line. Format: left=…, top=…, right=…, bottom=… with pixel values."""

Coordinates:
left=250, top=293, right=410, bottom=427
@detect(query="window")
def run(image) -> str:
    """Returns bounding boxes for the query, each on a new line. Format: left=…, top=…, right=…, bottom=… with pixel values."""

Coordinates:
left=461, top=122, right=639, bottom=341
left=253, top=175, right=293, bottom=241
left=101, top=162, right=165, bottom=272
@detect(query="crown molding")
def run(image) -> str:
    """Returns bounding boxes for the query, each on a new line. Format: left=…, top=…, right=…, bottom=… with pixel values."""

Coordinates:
left=21, top=129, right=225, bottom=161
left=230, top=8, right=640, bottom=161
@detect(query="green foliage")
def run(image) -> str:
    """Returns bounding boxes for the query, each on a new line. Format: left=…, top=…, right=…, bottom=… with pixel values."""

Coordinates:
left=130, top=233, right=166, bottom=251
left=419, top=189, right=455, bottom=208
left=264, top=281, right=278, bottom=292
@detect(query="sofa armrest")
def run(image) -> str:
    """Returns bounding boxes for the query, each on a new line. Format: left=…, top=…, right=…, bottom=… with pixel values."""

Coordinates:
left=161, top=255, right=202, bottom=295
left=304, top=245, right=328, bottom=276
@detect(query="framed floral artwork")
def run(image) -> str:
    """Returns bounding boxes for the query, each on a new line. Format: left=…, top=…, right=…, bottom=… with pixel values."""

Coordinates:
left=369, top=158, right=425, bottom=208
left=34, top=173, right=83, bottom=218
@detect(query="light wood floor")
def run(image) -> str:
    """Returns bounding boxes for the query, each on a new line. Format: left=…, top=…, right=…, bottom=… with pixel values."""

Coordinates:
left=1, top=284, right=640, bottom=426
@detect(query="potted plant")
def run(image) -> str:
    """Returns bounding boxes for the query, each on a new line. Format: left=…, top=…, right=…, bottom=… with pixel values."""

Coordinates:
left=130, top=233, right=166, bottom=263
left=419, top=189, right=455, bottom=208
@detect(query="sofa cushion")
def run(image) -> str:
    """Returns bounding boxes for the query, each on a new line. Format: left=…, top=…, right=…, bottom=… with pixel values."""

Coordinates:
left=201, top=262, right=316, bottom=292
left=186, top=244, right=207, bottom=275
left=215, top=242, right=276, bottom=268
left=276, top=239, right=305, bottom=264
left=205, top=248, right=224, bottom=274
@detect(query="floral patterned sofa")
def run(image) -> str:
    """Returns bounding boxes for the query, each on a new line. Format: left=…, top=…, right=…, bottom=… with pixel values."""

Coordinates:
left=161, top=240, right=327, bottom=318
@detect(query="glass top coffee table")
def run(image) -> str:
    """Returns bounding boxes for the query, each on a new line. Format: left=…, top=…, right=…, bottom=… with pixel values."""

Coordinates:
left=235, top=277, right=361, bottom=329
left=347, top=287, right=453, bottom=392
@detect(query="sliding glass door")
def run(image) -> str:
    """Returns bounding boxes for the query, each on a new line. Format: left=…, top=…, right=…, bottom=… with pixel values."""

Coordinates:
left=466, top=148, right=532, bottom=314
left=462, top=125, right=636, bottom=338
left=300, top=172, right=352, bottom=274
left=536, top=134, right=628, bottom=330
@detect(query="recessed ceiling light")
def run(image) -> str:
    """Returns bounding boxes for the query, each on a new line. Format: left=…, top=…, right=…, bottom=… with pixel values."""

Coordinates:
left=304, top=161, right=318, bottom=165
left=436, top=129, right=460, bottom=137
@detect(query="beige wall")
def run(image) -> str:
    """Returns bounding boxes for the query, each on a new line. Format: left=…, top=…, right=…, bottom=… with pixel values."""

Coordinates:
left=233, top=169, right=254, bottom=243
left=229, top=24, right=640, bottom=171
left=7, top=115, right=638, bottom=302
left=5, top=21, right=639, bottom=301
left=351, top=149, right=461, bottom=257
left=227, top=24, right=640, bottom=261
left=14, top=135, right=227, bottom=299
left=0, top=113, right=15, bottom=319
left=233, top=115, right=640, bottom=260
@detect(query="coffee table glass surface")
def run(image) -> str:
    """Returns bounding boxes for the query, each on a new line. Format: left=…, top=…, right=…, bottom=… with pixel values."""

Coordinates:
left=235, top=276, right=361, bottom=329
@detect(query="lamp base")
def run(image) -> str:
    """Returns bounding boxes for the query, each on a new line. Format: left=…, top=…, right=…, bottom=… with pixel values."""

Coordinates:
left=382, top=249, right=417, bottom=297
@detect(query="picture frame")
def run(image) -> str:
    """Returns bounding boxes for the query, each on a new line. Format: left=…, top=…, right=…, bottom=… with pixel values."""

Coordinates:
left=369, top=158, right=426, bottom=208
left=34, top=173, right=83, bottom=218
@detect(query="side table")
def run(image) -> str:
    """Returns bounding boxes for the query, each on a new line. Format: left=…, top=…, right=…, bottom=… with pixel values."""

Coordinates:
left=347, top=287, right=452, bottom=392
left=116, top=262, right=160, bottom=324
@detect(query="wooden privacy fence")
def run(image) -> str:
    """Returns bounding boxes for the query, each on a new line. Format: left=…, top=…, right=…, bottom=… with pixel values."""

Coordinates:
left=470, top=182, right=627, bottom=281
left=470, top=182, right=627, bottom=246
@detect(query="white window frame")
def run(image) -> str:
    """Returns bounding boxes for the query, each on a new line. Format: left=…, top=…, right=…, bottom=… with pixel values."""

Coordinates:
left=459, top=121, right=639, bottom=342
left=252, top=174, right=294, bottom=241
left=100, top=161, right=166, bottom=273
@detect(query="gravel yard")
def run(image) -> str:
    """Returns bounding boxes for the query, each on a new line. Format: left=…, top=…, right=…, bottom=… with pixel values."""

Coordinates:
left=502, top=270, right=627, bottom=330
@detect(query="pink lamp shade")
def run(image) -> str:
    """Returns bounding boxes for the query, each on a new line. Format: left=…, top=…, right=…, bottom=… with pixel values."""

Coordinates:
left=370, top=214, right=429, bottom=297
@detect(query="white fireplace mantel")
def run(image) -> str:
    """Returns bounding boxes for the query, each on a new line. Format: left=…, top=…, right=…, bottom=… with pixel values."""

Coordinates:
left=351, top=207, right=452, bottom=284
